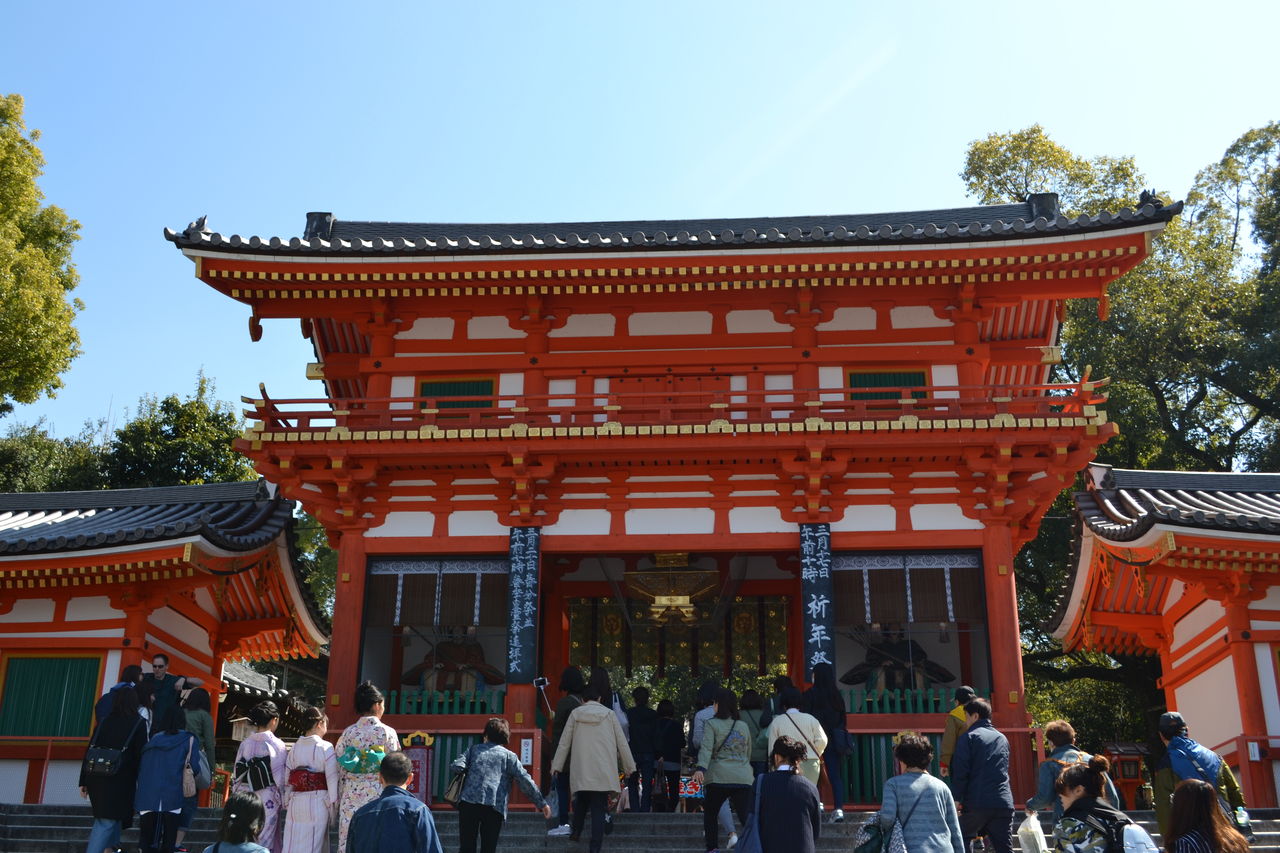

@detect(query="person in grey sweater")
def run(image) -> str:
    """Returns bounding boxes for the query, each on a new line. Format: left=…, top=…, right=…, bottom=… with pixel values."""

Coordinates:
left=877, top=732, right=963, bottom=853
left=451, top=717, right=551, bottom=853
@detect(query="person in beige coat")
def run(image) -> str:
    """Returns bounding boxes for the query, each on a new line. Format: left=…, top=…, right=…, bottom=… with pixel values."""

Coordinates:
left=551, top=686, right=636, bottom=853
left=764, top=687, right=828, bottom=787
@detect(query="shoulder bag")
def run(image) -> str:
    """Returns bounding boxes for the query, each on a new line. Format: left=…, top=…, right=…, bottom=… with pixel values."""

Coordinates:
left=854, top=789, right=920, bottom=853
left=182, top=738, right=197, bottom=797
left=443, top=744, right=474, bottom=805
left=784, top=713, right=831, bottom=790
left=733, top=776, right=765, bottom=853
left=83, top=715, right=143, bottom=778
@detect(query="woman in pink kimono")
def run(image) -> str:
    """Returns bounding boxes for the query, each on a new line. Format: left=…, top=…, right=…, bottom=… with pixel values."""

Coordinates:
left=283, top=705, right=338, bottom=853
left=233, top=701, right=289, bottom=853
left=334, top=682, right=399, bottom=853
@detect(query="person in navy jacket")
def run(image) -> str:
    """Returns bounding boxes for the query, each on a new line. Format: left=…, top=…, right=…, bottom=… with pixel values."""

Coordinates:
left=347, top=753, right=443, bottom=853
left=134, top=705, right=207, bottom=853
left=950, top=698, right=1014, bottom=853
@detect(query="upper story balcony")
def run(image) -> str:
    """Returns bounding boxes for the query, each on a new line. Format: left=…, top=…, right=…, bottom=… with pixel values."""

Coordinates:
left=240, top=380, right=1110, bottom=447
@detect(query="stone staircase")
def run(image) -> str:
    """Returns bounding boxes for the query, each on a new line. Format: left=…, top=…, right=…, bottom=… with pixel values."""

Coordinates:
left=2, top=805, right=1279, bottom=853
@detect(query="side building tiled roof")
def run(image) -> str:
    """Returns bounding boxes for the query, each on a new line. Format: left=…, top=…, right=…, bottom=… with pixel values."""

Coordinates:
left=164, top=193, right=1184, bottom=257
left=1074, top=464, right=1280, bottom=542
left=0, top=480, right=294, bottom=555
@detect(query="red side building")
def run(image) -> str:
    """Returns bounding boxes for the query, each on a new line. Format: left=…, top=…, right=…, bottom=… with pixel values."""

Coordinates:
left=166, top=193, right=1178, bottom=805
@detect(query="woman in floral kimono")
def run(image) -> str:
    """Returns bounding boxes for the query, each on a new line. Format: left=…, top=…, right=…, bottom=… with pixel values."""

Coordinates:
left=335, top=682, right=400, bottom=853
left=283, top=705, right=338, bottom=853
left=232, top=701, right=289, bottom=853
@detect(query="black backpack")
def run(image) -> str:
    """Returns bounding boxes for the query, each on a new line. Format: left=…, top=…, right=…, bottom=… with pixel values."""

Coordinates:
left=1081, top=815, right=1127, bottom=853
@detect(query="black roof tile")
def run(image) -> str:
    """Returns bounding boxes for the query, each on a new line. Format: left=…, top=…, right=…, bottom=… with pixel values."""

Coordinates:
left=0, top=480, right=295, bottom=555
left=164, top=194, right=1184, bottom=258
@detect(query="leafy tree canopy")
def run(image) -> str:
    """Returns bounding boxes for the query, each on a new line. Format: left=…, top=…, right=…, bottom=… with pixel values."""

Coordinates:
left=0, top=94, right=81, bottom=417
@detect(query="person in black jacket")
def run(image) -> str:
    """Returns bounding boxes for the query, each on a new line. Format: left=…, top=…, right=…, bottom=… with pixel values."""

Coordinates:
left=81, top=685, right=147, bottom=853
left=653, top=699, right=685, bottom=812
left=625, top=686, right=659, bottom=812
left=951, top=698, right=1013, bottom=853
left=803, top=662, right=848, bottom=822
left=754, top=736, right=820, bottom=853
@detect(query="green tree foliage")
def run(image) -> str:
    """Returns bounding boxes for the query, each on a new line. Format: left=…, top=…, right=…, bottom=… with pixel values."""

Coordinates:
left=962, top=123, right=1280, bottom=742
left=103, top=375, right=254, bottom=488
left=0, top=94, right=82, bottom=416
left=0, top=421, right=105, bottom=491
left=292, top=511, right=337, bottom=617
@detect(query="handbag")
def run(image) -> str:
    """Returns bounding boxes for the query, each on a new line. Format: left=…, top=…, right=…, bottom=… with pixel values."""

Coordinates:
left=734, top=776, right=764, bottom=853
left=83, top=716, right=143, bottom=778
left=853, top=791, right=920, bottom=853
left=831, top=728, right=855, bottom=757
left=783, top=714, right=832, bottom=791
left=182, top=738, right=197, bottom=798
left=443, top=745, right=474, bottom=805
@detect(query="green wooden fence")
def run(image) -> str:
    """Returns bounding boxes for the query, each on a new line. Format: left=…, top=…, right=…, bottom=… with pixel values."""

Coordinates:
left=387, top=689, right=506, bottom=716
left=845, top=686, right=985, bottom=714
left=842, top=731, right=944, bottom=804
left=426, top=732, right=484, bottom=801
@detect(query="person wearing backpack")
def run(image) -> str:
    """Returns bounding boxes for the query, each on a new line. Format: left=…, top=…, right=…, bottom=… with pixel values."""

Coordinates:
left=1151, top=712, right=1246, bottom=840
left=1026, top=720, right=1120, bottom=820
left=1052, top=756, right=1157, bottom=853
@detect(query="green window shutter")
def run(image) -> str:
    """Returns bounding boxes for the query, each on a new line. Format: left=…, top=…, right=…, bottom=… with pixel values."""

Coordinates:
left=0, top=657, right=99, bottom=737
left=419, top=379, right=495, bottom=409
left=849, top=371, right=927, bottom=401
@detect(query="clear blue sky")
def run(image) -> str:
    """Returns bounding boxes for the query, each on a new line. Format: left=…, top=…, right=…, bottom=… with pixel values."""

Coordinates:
left=4, top=1, right=1277, bottom=436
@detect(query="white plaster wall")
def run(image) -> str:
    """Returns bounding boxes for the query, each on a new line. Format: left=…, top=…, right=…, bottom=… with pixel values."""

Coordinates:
left=498, top=373, right=524, bottom=399
left=550, top=314, right=616, bottom=337
left=150, top=606, right=210, bottom=655
left=366, top=512, right=436, bottom=538
left=102, top=649, right=122, bottom=690
left=389, top=376, right=416, bottom=411
left=548, top=379, right=576, bottom=407
left=1173, top=657, right=1242, bottom=752
left=43, top=760, right=84, bottom=804
left=447, top=511, right=509, bottom=536
left=629, top=312, right=712, bottom=336
left=727, top=310, right=788, bottom=334
left=468, top=316, right=524, bottom=339
left=932, top=365, right=959, bottom=399
left=892, top=306, right=952, bottom=328
left=0, top=599, right=54, bottom=622
left=66, top=596, right=120, bottom=621
left=1254, top=587, right=1280, bottom=609
left=0, top=629, right=121, bottom=639
left=1173, top=599, right=1227, bottom=665
left=829, top=506, right=897, bottom=532
left=0, top=759, right=27, bottom=803
left=628, top=475, right=713, bottom=482
left=764, top=374, right=793, bottom=391
left=818, top=366, right=844, bottom=403
left=625, top=508, right=715, bottom=535
left=910, top=504, right=983, bottom=531
left=1256, top=644, right=1280, bottom=746
left=542, top=510, right=612, bottom=536
left=729, top=507, right=796, bottom=534
left=397, top=317, right=454, bottom=339
left=818, top=307, right=876, bottom=331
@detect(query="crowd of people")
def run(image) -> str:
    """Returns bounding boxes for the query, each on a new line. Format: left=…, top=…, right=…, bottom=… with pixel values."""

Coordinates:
left=82, top=659, right=1258, bottom=853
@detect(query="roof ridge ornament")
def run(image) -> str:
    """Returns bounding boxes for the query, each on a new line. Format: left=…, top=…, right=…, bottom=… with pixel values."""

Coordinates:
left=1138, top=189, right=1165, bottom=209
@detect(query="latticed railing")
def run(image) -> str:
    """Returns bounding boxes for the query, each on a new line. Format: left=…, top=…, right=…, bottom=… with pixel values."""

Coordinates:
left=386, top=688, right=506, bottom=716
left=845, top=686, right=989, bottom=714
left=241, top=380, right=1109, bottom=436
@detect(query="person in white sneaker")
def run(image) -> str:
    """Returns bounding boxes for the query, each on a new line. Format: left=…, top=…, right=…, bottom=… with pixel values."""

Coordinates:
left=802, top=663, right=848, bottom=823
left=547, top=667, right=587, bottom=836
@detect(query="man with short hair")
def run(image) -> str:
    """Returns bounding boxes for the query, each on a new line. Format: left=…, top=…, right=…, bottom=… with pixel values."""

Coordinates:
left=939, top=685, right=975, bottom=778
left=1025, top=719, right=1120, bottom=820
left=951, top=698, right=1014, bottom=853
left=349, top=752, right=443, bottom=853
left=1151, top=711, right=1246, bottom=839
left=142, top=654, right=202, bottom=721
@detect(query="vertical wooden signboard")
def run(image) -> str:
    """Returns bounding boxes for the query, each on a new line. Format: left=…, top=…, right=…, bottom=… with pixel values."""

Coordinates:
left=507, top=527, right=540, bottom=683
left=800, top=522, right=834, bottom=682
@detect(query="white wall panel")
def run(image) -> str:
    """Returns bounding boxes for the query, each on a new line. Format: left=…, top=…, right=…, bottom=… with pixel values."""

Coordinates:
left=550, top=314, right=616, bottom=337
left=727, top=310, right=788, bottom=334
left=151, top=607, right=210, bottom=656
left=629, top=312, right=712, bottom=336
left=396, top=317, right=454, bottom=339
left=0, top=599, right=54, bottom=623
left=892, top=306, right=952, bottom=328
left=0, top=759, right=27, bottom=803
left=818, top=307, right=876, bottom=331
left=467, top=316, right=524, bottom=339
left=829, top=506, right=897, bottom=532
left=625, top=508, right=715, bottom=535
left=366, top=512, right=436, bottom=538
left=66, top=597, right=120, bottom=621
left=1173, top=599, right=1226, bottom=664
left=910, top=504, right=983, bottom=531
left=729, top=507, right=796, bottom=534
left=447, top=511, right=509, bottom=537
left=1173, top=657, right=1242, bottom=752
left=542, top=510, right=613, bottom=536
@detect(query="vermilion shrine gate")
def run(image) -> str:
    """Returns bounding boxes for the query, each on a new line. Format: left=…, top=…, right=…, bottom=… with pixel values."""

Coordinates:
left=165, top=194, right=1179, bottom=805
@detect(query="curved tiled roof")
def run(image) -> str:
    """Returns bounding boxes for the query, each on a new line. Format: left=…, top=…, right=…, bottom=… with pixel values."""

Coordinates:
left=164, top=194, right=1184, bottom=258
left=0, top=480, right=295, bottom=555
left=1075, top=464, right=1280, bottom=542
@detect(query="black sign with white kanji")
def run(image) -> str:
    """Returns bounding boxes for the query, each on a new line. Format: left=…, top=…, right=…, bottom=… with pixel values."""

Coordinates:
left=506, top=527, right=540, bottom=683
left=800, top=522, right=834, bottom=681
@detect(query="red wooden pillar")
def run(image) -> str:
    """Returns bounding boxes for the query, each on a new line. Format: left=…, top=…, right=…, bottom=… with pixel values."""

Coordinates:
left=328, top=529, right=368, bottom=728
left=981, top=522, right=1034, bottom=801
left=1224, top=599, right=1276, bottom=807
